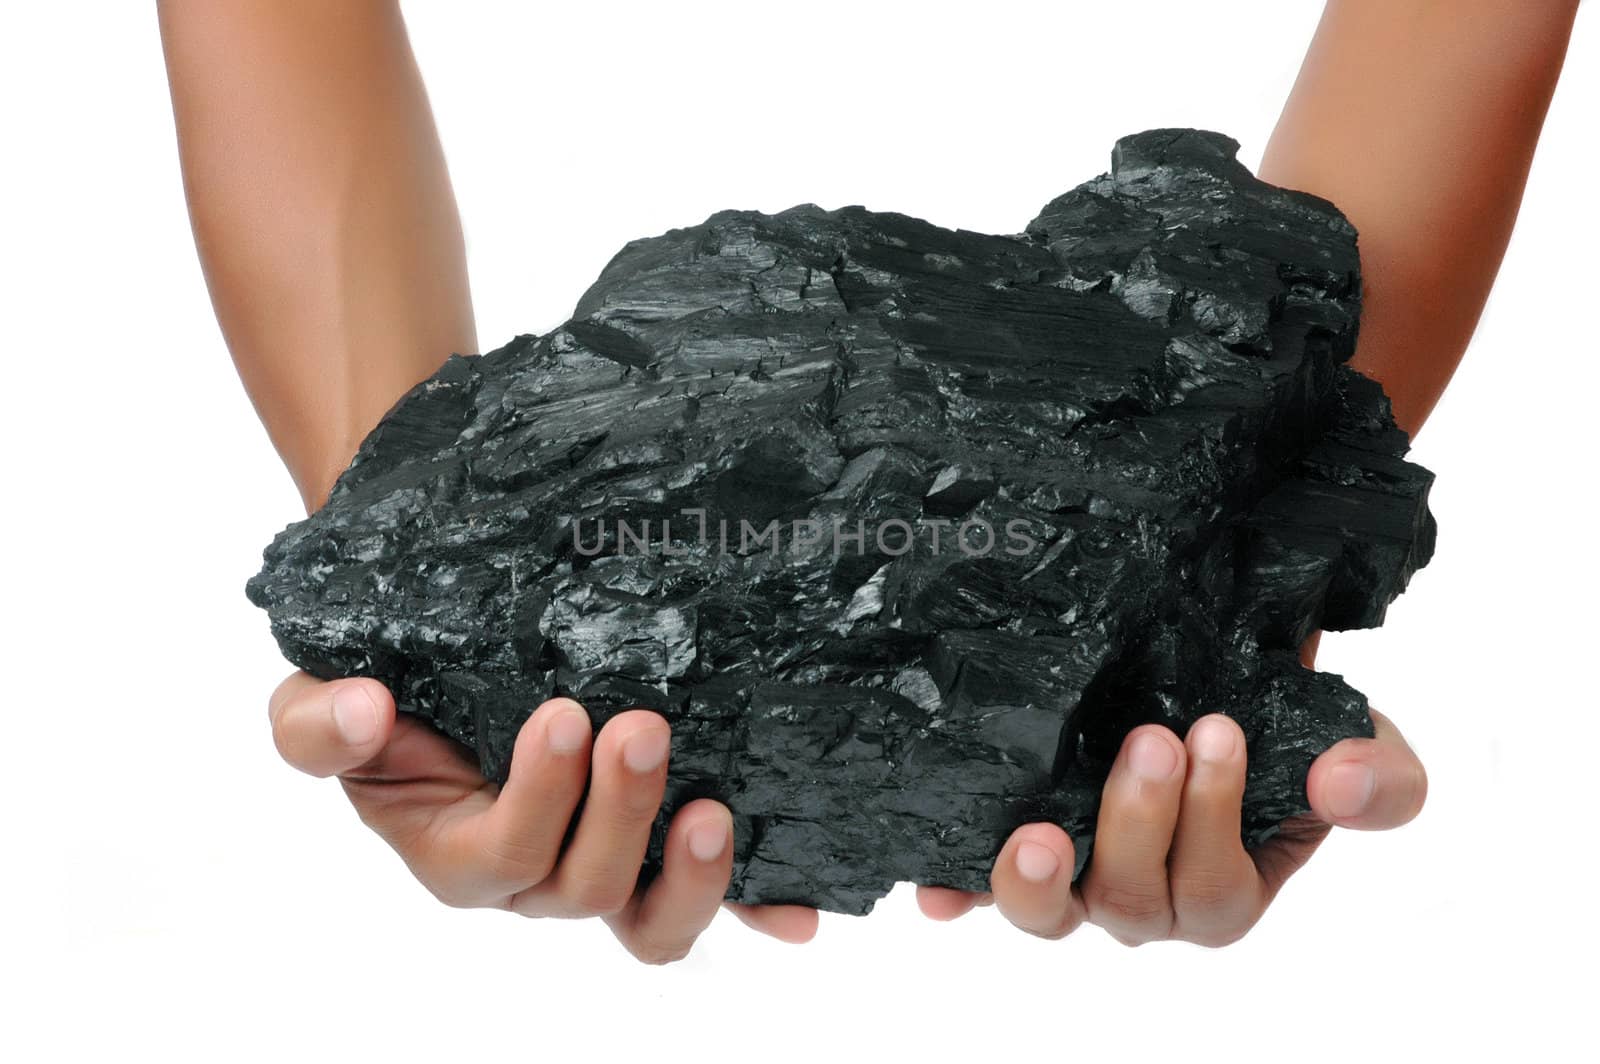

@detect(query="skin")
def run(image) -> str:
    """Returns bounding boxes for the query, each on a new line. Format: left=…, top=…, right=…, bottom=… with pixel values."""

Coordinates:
left=160, top=0, right=1578, bottom=959
left=918, top=0, right=1580, bottom=943
left=158, top=0, right=814, bottom=962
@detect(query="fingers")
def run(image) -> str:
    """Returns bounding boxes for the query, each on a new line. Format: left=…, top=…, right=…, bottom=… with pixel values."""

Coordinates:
left=268, top=671, right=394, bottom=777
left=511, top=709, right=671, bottom=918
left=725, top=903, right=821, bottom=943
left=271, top=675, right=818, bottom=961
left=1080, top=725, right=1186, bottom=944
left=1306, top=707, right=1427, bottom=830
left=1167, top=714, right=1266, bottom=946
left=915, top=886, right=991, bottom=921
left=981, top=707, right=1421, bottom=951
left=416, top=698, right=593, bottom=906
left=472, top=698, right=592, bottom=884
left=990, top=823, right=1086, bottom=939
left=604, top=799, right=734, bottom=964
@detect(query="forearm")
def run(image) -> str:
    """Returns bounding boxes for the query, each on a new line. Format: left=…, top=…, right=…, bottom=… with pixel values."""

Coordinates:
left=1259, top=0, right=1578, bottom=438
left=158, top=0, right=475, bottom=511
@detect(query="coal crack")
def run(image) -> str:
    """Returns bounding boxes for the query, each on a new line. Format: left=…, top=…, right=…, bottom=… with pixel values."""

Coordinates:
left=247, top=129, right=1436, bottom=915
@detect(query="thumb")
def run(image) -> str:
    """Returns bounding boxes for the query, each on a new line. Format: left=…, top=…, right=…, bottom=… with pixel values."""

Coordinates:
left=1306, top=708, right=1427, bottom=830
left=267, top=671, right=395, bottom=777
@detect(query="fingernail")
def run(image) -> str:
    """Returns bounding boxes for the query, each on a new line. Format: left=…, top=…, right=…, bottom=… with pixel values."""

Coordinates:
left=1128, top=731, right=1179, bottom=780
left=687, top=818, right=729, bottom=862
left=623, top=728, right=670, bottom=774
left=332, top=684, right=380, bottom=746
left=1015, top=841, right=1059, bottom=884
left=547, top=707, right=591, bottom=755
left=1191, top=716, right=1238, bottom=763
left=1326, top=762, right=1376, bottom=819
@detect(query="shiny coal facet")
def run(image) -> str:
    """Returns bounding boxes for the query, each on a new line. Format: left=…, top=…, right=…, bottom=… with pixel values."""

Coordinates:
left=247, top=130, right=1436, bottom=915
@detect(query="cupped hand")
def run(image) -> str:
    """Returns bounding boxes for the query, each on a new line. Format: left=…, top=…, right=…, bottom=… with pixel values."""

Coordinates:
left=267, top=671, right=818, bottom=963
left=916, top=707, right=1426, bottom=945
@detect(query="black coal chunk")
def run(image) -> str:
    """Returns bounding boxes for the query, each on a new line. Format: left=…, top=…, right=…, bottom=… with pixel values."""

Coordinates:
left=247, top=130, right=1436, bottom=915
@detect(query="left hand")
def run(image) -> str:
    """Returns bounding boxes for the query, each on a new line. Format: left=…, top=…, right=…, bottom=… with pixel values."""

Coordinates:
left=916, top=706, right=1426, bottom=945
left=266, top=672, right=817, bottom=962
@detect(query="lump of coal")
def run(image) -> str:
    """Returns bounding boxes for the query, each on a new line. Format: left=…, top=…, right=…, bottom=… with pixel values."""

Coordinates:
left=247, top=130, right=1436, bottom=915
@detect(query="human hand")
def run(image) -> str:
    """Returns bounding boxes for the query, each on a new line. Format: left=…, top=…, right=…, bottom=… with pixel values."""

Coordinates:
left=267, top=671, right=818, bottom=962
left=916, top=706, right=1426, bottom=945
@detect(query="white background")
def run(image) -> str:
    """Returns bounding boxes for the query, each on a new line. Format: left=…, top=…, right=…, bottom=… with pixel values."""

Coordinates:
left=3, top=2, right=1595, bottom=1060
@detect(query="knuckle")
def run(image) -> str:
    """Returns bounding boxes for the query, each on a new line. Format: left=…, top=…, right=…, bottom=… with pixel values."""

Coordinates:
left=566, top=875, right=633, bottom=917
left=482, top=837, right=556, bottom=886
left=620, top=784, right=667, bottom=820
left=1170, top=867, right=1263, bottom=945
left=603, top=784, right=666, bottom=828
left=1171, top=869, right=1235, bottom=911
left=1089, top=883, right=1171, bottom=928
left=1109, top=806, right=1176, bottom=840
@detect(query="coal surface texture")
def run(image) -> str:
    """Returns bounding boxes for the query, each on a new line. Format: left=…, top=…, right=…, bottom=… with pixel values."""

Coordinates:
left=247, top=130, right=1436, bottom=915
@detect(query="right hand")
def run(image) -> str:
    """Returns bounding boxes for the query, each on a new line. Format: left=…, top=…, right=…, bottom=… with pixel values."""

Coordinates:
left=267, top=670, right=819, bottom=963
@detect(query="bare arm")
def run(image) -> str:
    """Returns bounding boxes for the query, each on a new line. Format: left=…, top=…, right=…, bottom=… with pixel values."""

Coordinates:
left=928, top=0, right=1580, bottom=945
left=1268, top=0, right=1581, bottom=723
left=158, top=0, right=475, bottom=511
left=1260, top=0, right=1580, bottom=438
left=159, top=0, right=815, bottom=960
